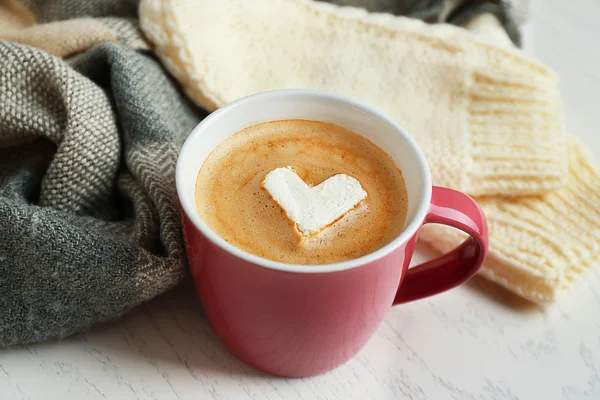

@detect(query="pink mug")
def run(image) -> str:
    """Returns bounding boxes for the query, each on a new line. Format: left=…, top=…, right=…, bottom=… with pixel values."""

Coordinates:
left=176, top=90, right=488, bottom=377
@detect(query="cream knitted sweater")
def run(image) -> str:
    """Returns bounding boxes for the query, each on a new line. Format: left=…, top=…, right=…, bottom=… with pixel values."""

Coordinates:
left=140, top=0, right=600, bottom=304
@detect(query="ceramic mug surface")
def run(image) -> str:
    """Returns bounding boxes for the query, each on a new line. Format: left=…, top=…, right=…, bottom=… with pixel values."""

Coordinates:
left=176, top=89, right=488, bottom=377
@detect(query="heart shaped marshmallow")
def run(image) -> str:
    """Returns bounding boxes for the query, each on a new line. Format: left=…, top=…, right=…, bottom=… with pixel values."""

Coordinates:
left=262, top=167, right=367, bottom=237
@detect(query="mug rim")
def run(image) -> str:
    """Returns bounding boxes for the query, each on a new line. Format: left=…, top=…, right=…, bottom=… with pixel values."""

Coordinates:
left=176, top=89, right=432, bottom=273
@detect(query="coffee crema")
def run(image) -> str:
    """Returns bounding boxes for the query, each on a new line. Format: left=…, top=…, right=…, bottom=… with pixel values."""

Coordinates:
left=195, top=120, right=408, bottom=265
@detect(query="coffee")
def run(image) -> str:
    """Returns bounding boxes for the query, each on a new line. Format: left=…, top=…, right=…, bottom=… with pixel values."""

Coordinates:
left=195, top=120, right=408, bottom=264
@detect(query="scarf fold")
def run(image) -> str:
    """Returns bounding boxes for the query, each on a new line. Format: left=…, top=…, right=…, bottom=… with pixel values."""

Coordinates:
left=0, top=0, right=201, bottom=348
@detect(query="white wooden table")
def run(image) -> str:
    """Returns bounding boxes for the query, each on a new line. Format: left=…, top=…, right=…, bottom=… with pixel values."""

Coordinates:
left=1, top=1, right=599, bottom=399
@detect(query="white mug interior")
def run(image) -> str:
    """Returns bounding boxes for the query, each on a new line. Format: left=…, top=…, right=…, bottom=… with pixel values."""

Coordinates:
left=176, top=89, right=432, bottom=273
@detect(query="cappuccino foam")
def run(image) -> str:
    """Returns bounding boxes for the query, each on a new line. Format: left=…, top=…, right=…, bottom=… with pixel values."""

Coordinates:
left=195, top=120, right=407, bottom=265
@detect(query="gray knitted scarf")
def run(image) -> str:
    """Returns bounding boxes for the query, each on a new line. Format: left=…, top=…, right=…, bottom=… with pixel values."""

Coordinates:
left=0, top=0, right=522, bottom=348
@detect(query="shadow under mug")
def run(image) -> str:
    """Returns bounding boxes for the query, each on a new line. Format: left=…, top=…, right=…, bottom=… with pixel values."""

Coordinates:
left=176, top=89, right=488, bottom=377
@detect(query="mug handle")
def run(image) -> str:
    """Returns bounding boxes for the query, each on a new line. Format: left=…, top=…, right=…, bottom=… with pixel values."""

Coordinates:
left=393, top=186, right=489, bottom=304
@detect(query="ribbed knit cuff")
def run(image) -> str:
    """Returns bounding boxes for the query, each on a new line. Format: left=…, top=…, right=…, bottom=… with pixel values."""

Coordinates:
left=420, top=138, right=600, bottom=304
left=465, top=53, right=568, bottom=196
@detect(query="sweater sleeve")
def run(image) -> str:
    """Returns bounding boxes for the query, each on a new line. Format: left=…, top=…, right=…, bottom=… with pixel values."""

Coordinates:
left=419, top=139, right=600, bottom=304
left=140, top=0, right=567, bottom=197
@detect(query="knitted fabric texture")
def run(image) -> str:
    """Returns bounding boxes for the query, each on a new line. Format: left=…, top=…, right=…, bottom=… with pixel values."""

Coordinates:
left=0, top=0, right=201, bottom=347
left=140, top=0, right=566, bottom=198
left=419, top=139, right=600, bottom=302
left=139, top=0, right=600, bottom=303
